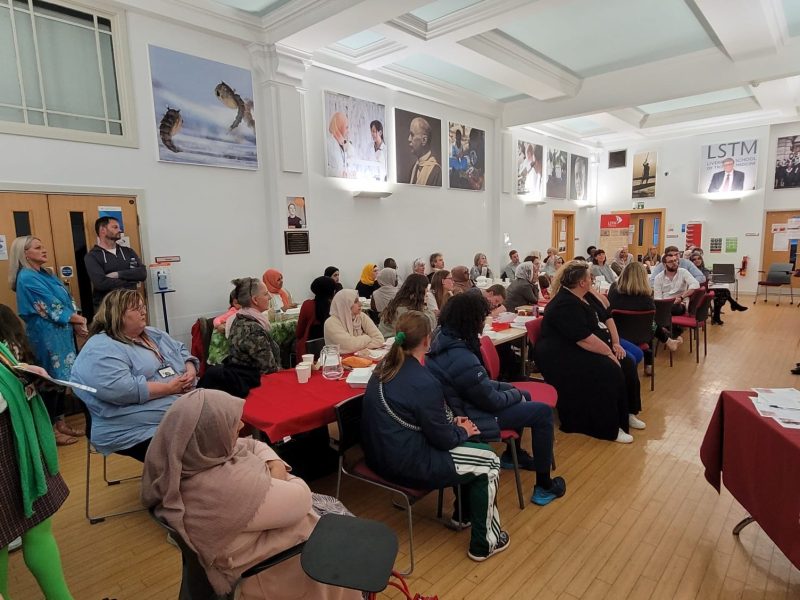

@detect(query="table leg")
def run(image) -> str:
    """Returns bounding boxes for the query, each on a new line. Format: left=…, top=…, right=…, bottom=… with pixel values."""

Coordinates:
left=520, top=338, right=528, bottom=379
left=733, top=515, right=756, bottom=536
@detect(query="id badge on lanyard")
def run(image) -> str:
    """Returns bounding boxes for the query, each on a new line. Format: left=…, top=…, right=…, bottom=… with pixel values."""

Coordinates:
left=158, top=365, right=176, bottom=378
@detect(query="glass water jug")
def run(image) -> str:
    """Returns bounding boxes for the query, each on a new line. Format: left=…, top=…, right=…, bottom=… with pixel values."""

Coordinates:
left=320, top=344, right=343, bottom=380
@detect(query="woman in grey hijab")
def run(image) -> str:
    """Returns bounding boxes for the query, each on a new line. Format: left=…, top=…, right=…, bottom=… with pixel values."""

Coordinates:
left=370, top=267, right=399, bottom=314
left=504, top=261, right=540, bottom=312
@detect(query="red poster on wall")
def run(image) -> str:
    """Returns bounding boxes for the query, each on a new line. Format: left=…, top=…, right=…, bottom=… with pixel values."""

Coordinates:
left=600, top=213, right=631, bottom=229
left=685, top=222, right=703, bottom=249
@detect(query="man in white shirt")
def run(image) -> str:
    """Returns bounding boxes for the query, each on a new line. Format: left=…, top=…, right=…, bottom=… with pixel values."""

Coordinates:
left=503, top=250, right=520, bottom=281
left=653, top=253, right=700, bottom=315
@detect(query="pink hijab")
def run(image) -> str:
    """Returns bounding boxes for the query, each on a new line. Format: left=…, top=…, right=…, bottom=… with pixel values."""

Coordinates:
left=141, top=390, right=270, bottom=595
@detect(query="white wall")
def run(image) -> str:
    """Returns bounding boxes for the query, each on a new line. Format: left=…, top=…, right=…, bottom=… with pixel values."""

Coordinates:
left=0, top=12, right=269, bottom=340
left=595, top=124, right=779, bottom=292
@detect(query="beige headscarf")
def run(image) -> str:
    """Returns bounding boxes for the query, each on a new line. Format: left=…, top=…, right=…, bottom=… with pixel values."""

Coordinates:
left=329, top=289, right=363, bottom=337
left=328, top=112, right=347, bottom=145
left=141, top=390, right=270, bottom=595
left=371, top=268, right=399, bottom=313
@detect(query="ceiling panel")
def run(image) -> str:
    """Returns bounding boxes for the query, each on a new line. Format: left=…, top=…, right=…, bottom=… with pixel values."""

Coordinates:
left=336, top=30, right=386, bottom=50
left=784, top=0, right=800, bottom=37
left=552, top=115, right=608, bottom=135
left=638, top=87, right=752, bottom=114
left=410, top=0, right=484, bottom=22
left=498, top=0, right=716, bottom=77
left=212, top=0, right=289, bottom=16
left=392, top=54, right=521, bottom=100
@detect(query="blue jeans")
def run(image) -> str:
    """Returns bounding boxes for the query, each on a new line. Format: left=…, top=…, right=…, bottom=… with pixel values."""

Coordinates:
left=620, top=339, right=644, bottom=364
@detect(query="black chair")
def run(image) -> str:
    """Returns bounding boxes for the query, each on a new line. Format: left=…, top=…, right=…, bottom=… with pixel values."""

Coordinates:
left=149, top=509, right=397, bottom=600
left=653, top=299, right=675, bottom=367
left=610, top=309, right=656, bottom=391
left=82, top=402, right=144, bottom=524
left=711, top=263, right=737, bottom=300
left=755, top=263, right=794, bottom=306
left=332, top=395, right=452, bottom=576
left=305, top=337, right=325, bottom=361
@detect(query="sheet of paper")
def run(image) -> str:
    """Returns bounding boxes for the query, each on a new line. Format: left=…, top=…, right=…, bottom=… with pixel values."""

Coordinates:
left=772, top=232, right=789, bottom=251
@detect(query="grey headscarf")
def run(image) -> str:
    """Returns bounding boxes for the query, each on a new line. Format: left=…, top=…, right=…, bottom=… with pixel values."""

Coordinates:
left=371, top=268, right=399, bottom=313
left=514, top=261, right=534, bottom=282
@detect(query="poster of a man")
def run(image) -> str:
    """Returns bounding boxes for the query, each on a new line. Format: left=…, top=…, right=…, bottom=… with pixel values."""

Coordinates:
left=395, top=109, right=442, bottom=187
left=699, top=139, right=758, bottom=194
left=448, top=122, right=485, bottom=191
left=324, top=91, right=387, bottom=181
left=286, top=197, right=306, bottom=229
left=569, top=154, right=588, bottom=201
left=632, top=151, right=657, bottom=198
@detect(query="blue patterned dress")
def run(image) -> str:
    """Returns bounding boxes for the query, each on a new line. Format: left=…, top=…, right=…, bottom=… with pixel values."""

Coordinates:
left=15, top=268, right=77, bottom=380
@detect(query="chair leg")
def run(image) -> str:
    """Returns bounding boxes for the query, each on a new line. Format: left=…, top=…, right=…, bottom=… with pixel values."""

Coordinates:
left=508, top=439, right=525, bottom=510
left=85, top=442, right=143, bottom=525
left=650, top=356, right=655, bottom=392
left=436, top=488, right=443, bottom=519
left=335, top=456, right=343, bottom=499
left=695, top=327, right=700, bottom=364
left=688, top=328, right=693, bottom=354
left=703, top=324, right=707, bottom=357
left=395, top=495, right=415, bottom=576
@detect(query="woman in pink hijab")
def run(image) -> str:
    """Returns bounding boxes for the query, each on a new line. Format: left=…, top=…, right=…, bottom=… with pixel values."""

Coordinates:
left=141, top=389, right=361, bottom=600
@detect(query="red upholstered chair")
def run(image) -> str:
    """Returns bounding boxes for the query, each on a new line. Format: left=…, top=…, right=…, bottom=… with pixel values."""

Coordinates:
left=610, top=309, right=656, bottom=391
left=671, top=292, right=712, bottom=364
left=332, top=395, right=453, bottom=575
left=480, top=333, right=558, bottom=487
left=755, top=263, right=794, bottom=306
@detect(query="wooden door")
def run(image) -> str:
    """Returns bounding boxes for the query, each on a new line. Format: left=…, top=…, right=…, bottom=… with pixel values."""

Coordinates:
left=0, top=193, right=56, bottom=312
left=628, top=209, right=665, bottom=261
left=46, top=195, right=143, bottom=320
left=552, top=211, right=575, bottom=259
left=761, top=209, right=800, bottom=290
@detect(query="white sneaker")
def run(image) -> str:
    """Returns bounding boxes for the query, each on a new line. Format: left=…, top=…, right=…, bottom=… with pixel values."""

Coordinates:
left=615, top=429, right=634, bottom=444
left=9, top=536, right=22, bottom=551
left=629, top=414, right=646, bottom=430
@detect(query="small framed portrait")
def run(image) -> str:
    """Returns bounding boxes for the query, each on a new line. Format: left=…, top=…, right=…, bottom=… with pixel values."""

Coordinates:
left=286, top=196, right=307, bottom=229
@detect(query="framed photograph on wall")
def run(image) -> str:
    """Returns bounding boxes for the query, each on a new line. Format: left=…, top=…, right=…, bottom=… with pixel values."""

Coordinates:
left=699, top=139, right=758, bottom=194
left=516, top=140, right=543, bottom=199
left=148, top=45, right=258, bottom=169
left=286, top=196, right=307, bottom=229
left=394, top=109, right=442, bottom=186
left=546, top=148, right=568, bottom=199
left=774, top=135, right=800, bottom=189
left=632, top=151, right=656, bottom=198
left=323, top=91, right=387, bottom=181
left=447, top=122, right=485, bottom=191
left=569, top=154, right=588, bottom=201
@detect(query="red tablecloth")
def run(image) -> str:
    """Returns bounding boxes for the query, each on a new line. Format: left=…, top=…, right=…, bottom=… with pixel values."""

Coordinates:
left=699, top=390, right=800, bottom=569
left=243, top=370, right=360, bottom=441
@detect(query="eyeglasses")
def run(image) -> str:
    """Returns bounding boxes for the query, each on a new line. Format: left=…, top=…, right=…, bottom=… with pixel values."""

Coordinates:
left=127, top=305, right=147, bottom=314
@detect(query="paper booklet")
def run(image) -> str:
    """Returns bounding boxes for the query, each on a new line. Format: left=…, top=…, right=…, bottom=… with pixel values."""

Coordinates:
left=13, top=364, right=97, bottom=394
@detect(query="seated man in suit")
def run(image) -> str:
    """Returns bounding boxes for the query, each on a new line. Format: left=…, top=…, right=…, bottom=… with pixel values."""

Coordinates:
left=708, top=158, right=745, bottom=192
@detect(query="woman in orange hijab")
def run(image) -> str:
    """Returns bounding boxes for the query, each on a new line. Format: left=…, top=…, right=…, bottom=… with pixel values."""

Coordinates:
left=262, top=269, right=295, bottom=311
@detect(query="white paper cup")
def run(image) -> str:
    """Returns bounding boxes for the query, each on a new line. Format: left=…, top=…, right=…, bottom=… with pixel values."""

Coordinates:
left=302, top=354, right=314, bottom=365
left=295, top=364, right=311, bottom=384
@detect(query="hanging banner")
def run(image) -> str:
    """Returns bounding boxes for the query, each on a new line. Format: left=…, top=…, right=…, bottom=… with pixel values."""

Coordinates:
left=600, top=213, right=631, bottom=254
left=685, top=222, right=703, bottom=250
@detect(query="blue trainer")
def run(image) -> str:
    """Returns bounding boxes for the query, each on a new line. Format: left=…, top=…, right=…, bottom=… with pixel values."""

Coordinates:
left=531, top=476, right=566, bottom=506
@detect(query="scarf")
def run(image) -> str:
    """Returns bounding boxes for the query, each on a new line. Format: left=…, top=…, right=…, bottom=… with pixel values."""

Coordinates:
left=310, top=276, right=337, bottom=326
left=261, top=269, right=290, bottom=309
left=330, top=289, right=363, bottom=337
left=141, top=390, right=270, bottom=595
left=450, top=266, right=473, bottom=295
left=371, top=268, right=399, bottom=313
left=0, top=342, right=59, bottom=517
left=359, top=264, right=377, bottom=286
left=410, top=151, right=439, bottom=185
left=225, top=307, right=271, bottom=339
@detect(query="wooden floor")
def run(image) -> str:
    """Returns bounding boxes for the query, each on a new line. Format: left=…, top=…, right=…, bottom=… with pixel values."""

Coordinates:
left=8, top=296, right=800, bottom=599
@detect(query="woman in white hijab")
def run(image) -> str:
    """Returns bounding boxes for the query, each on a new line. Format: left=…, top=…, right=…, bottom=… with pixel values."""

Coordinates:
left=323, top=289, right=384, bottom=353
left=370, top=268, right=399, bottom=314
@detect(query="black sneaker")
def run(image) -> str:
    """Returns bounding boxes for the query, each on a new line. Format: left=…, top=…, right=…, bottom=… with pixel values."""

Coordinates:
left=500, top=449, right=537, bottom=471
left=468, top=531, right=511, bottom=562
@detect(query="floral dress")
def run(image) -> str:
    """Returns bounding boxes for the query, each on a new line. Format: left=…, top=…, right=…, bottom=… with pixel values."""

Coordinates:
left=15, top=268, right=77, bottom=380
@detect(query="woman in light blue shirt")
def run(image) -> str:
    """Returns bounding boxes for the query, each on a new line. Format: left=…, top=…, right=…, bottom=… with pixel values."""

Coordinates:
left=71, top=289, right=198, bottom=460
